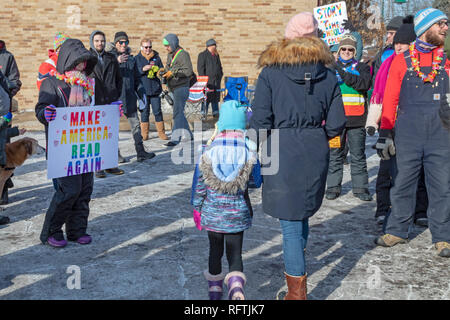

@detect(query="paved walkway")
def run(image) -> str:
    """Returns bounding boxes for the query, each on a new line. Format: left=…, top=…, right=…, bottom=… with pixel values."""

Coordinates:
left=0, top=131, right=449, bottom=300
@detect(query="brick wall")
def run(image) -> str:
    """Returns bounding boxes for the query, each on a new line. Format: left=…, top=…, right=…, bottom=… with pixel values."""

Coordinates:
left=1, top=0, right=315, bottom=110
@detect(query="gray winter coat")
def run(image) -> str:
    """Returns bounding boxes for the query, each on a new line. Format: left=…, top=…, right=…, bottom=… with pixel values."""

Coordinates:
left=0, top=40, right=22, bottom=96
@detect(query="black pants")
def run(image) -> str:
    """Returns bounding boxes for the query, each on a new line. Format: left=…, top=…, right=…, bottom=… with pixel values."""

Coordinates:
left=40, top=173, right=94, bottom=243
left=208, top=231, right=244, bottom=275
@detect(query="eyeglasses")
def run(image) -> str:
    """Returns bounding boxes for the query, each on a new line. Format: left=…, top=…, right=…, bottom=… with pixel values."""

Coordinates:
left=340, top=48, right=355, bottom=53
left=143, top=46, right=152, bottom=49
left=119, top=40, right=129, bottom=46
left=437, top=20, right=448, bottom=28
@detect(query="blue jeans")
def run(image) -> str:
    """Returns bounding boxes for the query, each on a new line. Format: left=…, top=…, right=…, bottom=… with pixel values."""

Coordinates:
left=140, top=94, right=163, bottom=123
left=201, top=101, right=219, bottom=116
left=170, top=86, right=193, bottom=143
left=279, top=219, right=309, bottom=276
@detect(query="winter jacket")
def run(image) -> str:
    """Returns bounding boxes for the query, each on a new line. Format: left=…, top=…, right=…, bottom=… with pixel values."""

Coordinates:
left=165, top=47, right=194, bottom=91
left=37, top=49, right=58, bottom=91
left=197, top=49, right=223, bottom=103
left=35, top=39, right=97, bottom=152
left=110, top=47, right=144, bottom=115
left=250, top=36, right=346, bottom=221
left=135, top=50, right=164, bottom=96
left=88, top=31, right=122, bottom=105
left=0, top=71, right=13, bottom=166
left=0, top=40, right=22, bottom=97
left=191, top=131, right=261, bottom=233
left=336, top=59, right=372, bottom=127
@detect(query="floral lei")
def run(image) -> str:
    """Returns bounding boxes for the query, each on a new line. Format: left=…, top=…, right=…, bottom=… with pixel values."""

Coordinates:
left=51, top=70, right=95, bottom=97
left=409, top=43, right=444, bottom=83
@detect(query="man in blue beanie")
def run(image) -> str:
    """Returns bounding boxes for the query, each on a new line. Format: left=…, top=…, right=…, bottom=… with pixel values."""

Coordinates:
left=375, top=8, right=450, bottom=258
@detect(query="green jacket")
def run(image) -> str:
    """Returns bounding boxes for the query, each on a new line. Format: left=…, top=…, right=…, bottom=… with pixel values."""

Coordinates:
left=166, top=47, right=194, bottom=91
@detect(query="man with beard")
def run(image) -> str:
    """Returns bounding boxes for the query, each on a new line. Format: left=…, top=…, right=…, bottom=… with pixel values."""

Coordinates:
left=375, top=8, right=450, bottom=258
left=89, top=30, right=126, bottom=178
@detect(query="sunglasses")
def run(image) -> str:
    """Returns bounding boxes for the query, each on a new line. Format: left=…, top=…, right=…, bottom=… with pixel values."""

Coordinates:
left=119, top=40, right=129, bottom=46
left=143, top=46, right=152, bottom=49
left=341, top=47, right=355, bottom=53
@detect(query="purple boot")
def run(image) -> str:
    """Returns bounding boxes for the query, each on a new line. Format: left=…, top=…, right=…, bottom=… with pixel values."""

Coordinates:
left=225, top=271, right=247, bottom=300
left=47, top=235, right=68, bottom=248
left=204, top=270, right=225, bottom=300
left=76, top=234, right=92, bottom=245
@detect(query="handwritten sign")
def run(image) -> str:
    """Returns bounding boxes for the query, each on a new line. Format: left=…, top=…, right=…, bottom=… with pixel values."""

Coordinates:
left=47, top=105, right=120, bottom=179
left=314, top=1, right=349, bottom=46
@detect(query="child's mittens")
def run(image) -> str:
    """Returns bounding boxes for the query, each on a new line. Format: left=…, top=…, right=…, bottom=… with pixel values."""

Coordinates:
left=44, top=105, right=56, bottom=122
left=3, top=112, right=12, bottom=122
left=111, top=101, right=124, bottom=117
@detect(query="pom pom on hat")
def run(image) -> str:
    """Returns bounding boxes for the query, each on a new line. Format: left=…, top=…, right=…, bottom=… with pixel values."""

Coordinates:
left=54, top=32, right=70, bottom=51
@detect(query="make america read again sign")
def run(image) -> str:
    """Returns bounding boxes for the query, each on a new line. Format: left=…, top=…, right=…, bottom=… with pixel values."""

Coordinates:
left=47, top=105, right=120, bottom=179
left=314, top=1, right=349, bottom=46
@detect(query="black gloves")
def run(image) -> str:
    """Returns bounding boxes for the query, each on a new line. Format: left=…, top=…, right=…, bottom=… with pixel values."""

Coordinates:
left=342, top=19, right=356, bottom=32
left=376, top=129, right=395, bottom=160
left=366, top=126, right=376, bottom=136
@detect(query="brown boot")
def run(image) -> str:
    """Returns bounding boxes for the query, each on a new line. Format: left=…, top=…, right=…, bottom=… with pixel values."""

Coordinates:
left=140, top=122, right=149, bottom=141
left=284, top=272, right=307, bottom=300
left=155, top=121, right=169, bottom=140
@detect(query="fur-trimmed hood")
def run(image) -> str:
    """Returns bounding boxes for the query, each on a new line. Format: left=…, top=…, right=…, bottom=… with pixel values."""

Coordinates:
left=258, top=36, right=333, bottom=68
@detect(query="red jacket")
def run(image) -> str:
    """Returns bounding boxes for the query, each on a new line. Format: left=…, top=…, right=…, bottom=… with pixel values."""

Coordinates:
left=37, top=49, right=58, bottom=90
left=380, top=48, right=450, bottom=130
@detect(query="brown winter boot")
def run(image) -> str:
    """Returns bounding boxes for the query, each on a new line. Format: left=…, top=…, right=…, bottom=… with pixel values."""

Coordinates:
left=284, top=272, right=307, bottom=300
left=140, top=122, right=149, bottom=141
left=155, top=121, right=169, bottom=140
left=374, top=234, right=408, bottom=247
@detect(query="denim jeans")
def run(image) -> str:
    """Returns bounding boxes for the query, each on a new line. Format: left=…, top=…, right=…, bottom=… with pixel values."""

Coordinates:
left=201, top=101, right=219, bottom=116
left=279, top=219, right=309, bottom=276
left=139, top=94, right=163, bottom=123
left=327, top=127, right=369, bottom=194
left=170, top=86, right=193, bottom=143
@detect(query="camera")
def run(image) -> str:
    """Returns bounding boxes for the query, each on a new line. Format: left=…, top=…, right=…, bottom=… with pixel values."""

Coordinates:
left=159, top=90, right=173, bottom=106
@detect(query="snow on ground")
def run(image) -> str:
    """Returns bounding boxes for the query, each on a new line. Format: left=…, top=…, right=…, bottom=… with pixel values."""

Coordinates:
left=0, top=130, right=448, bottom=300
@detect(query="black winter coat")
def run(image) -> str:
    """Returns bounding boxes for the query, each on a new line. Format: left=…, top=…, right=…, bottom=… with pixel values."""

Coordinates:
left=250, top=37, right=346, bottom=221
left=0, top=41, right=22, bottom=97
left=135, top=51, right=164, bottom=96
left=35, top=39, right=97, bottom=151
left=197, top=49, right=223, bottom=103
left=89, top=49, right=122, bottom=105
left=110, top=48, right=144, bottom=115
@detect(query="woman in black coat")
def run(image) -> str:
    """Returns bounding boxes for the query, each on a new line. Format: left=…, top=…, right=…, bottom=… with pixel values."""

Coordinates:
left=250, top=13, right=346, bottom=300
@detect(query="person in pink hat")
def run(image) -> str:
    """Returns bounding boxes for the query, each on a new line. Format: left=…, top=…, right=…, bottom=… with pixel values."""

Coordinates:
left=250, top=12, right=346, bottom=299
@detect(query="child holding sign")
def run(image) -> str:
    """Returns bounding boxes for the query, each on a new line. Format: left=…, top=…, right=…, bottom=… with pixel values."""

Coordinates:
left=35, top=39, right=102, bottom=248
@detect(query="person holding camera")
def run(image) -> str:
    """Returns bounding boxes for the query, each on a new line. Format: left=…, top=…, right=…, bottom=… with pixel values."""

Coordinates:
left=111, top=31, right=156, bottom=162
left=161, top=33, right=194, bottom=147
left=135, top=38, right=168, bottom=140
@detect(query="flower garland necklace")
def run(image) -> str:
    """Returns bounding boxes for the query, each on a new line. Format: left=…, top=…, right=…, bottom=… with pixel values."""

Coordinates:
left=51, top=70, right=95, bottom=97
left=409, top=43, right=444, bottom=83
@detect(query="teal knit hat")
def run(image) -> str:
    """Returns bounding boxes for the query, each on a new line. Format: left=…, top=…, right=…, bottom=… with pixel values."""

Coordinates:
left=217, top=100, right=247, bottom=132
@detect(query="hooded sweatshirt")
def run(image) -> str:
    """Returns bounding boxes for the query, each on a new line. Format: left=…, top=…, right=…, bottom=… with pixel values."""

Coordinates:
left=163, top=34, right=194, bottom=90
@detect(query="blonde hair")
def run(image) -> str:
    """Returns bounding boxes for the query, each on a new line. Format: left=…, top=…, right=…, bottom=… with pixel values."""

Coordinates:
left=141, top=38, right=152, bottom=46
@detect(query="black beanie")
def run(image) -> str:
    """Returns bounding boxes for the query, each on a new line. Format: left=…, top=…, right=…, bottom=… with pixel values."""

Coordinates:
left=114, top=31, right=129, bottom=44
left=386, top=16, right=404, bottom=31
left=393, top=16, right=416, bottom=45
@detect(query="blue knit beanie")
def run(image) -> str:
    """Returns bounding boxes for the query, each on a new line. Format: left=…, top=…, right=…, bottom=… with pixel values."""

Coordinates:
left=217, top=100, right=247, bottom=132
left=414, top=8, right=448, bottom=38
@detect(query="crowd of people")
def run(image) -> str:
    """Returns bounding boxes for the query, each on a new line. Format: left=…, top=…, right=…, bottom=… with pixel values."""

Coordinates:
left=0, top=5, right=448, bottom=301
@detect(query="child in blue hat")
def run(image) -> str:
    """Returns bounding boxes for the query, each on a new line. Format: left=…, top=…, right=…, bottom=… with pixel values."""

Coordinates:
left=191, top=100, right=261, bottom=300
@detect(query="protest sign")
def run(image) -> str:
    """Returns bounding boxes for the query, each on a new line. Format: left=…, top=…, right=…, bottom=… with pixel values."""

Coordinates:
left=314, top=1, right=349, bottom=46
left=47, top=105, right=120, bottom=179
